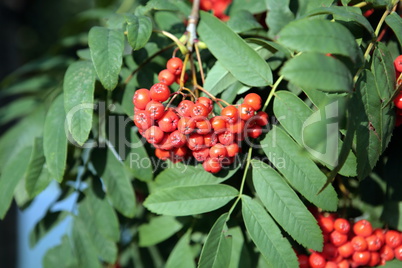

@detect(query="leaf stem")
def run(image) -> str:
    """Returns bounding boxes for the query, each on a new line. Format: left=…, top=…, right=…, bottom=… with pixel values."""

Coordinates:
left=226, top=146, right=253, bottom=220
left=262, top=75, right=284, bottom=111
left=155, top=30, right=188, bottom=55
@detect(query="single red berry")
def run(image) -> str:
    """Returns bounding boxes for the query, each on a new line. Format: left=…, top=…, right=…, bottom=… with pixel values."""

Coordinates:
left=192, top=147, right=210, bottom=162
left=209, top=144, right=228, bottom=161
left=393, top=92, right=402, bottom=109
left=155, top=148, right=171, bottom=160
left=150, top=83, right=170, bottom=102
left=158, top=110, right=179, bottom=132
left=394, top=55, right=402, bottom=73
left=196, top=119, right=212, bottom=135
left=374, top=228, right=386, bottom=244
left=351, top=235, right=368, bottom=252
left=218, top=130, right=235, bottom=145
left=337, top=259, right=349, bottom=268
left=146, top=101, right=165, bottom=120
left=133, top=88, right=151, bottom=110
left=366, top=234, right=382, bottom=251
left=210, top=116, right=227, bottom=133
left=228, top=120, right=245, bottom=134
left=334, top=218, right=351, bottom=235
left=394, top=244, right=402, bottom=261
left=352, top=251, right=371, bottom=266
left=226, top=143, right=239, bottom=157
left=144, top=126, right=164, bottom=144
left=177, top=117, right=195, bottom=135
left=168, top=130, right=186, bottom=148
left=244, top=93, right=262, bottom=111
left=330, top=230, right=348, bottom=247
left=203, top=157, right=222, bottom=173
left=196, top=97, right=213, bottom=114
left=177, top=100, right=194, bottom=117
left=158, top=69, right=176, bottom=86
left=173, top=146, right=188, bottom=157
left=167, top=57, right=183, bottom=75
left=204, top=132, right=218, bottom=147
left=324, top=261, right=337, bottom=268
left=187, top=133, right=204, bottom=151
left=175, top=71, right=189, bottom=85
left=385, top=230, right=402, bottom=248
left=353, top=219, right=373, bottom=237
left=254, top=111, right=269, bottom=126
left=309, top=252, right=326, bottom=268
left=297, top=254, right=309, bottom=268
left=191, top=103, right=210, bottom=118
left=153, top=134, right=173, bottom=151
left=322, top=242, right=338, bottom=261
left=134, top=110, right=152, bottom=130
left=368, top=251, right=380, bottom=267
left=338, top=241, right=354, bottom=258
left=380, top=244, right=395, bottom=261
left=238, top=103, right=255, bottom=121
left=221, top=105, right=239, bottom=124
left=247, top=125, right=263, bottom=138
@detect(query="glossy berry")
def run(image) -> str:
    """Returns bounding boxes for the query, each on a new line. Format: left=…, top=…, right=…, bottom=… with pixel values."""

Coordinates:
left=134, top=110, right=152, bottom=130
left=228, top=120, right=245, bottom=134
left=133, top=88, right=151, bottom=110
left=196, top=119, right=212, bottom=135
left=337, top=259, right=349, bottom=268
left=218, top=130, right=235, bottom=145
left=226, top=143, right=239, bottom=157
left=309, top=252, right=326, bottom=268
left=366, top=234, right=383, bottom=251
left=210, top=116, right=227, bottom=133
left=317, top=215, right=334, bottom=234
left=144, top=126, right=164, bottom=144
left=203, top=157, right=222, bottom=173
left=158, top=69, right=176, bottom=86
left=385, top=230, right=402, bottom=248
left=380, top=244, right=395, bottom=261
left=368, top=251, right=380, bottom=266
left=155, top=148, right=170, bottom=160
left=351, top=235, right=368, bottom=252
left=204, top=133, right=218, bottom=147
left=187, top=133, right=204, bottom=151
left=238, top=103, right=255, bottom=121
left=168, top=130, right=186, bottom=148
left=394, top=244, right=402, bottom=261
left=324, top=261, right=337, bottom=268
left=173, top=146, right=188, bottom=157
left=322, top=243, right=338, bottom=261
left=209, top=144, right=227, bottom=161
left=334, top=218, right=351, bottom=235
left=353, top=219, right=373, bottom=237
left=244, top=93, right=262, bottom=111
left=330, top=230, right=348, bottom=247
left=167, top=57, right=183, bottom=75
left=338, top=241, right=354, bottom=258
left=190, top=103, right=210, bottom=118
left=146, top=101, right=165, bottom=120
left=177, top=117, right=195, bottom=134
left=158, top=110, right=179, bottom=132
left=177, top=100, right=194, bottom=117
left=221, top=105, right=239, bottom=124
left=196, top=97, right=213, bottom=114
left=254, top=111, right=269, bottom=126
left=352, top=251, right=371, bottom=266
left=192, top=147, right=210, bottom=162
left=247, top=125, right=263, bottom=139
left=393, top=92, right=402, bottom=109
left=150, top=83, right=170, bottom=102
left=394, top=55, right=402, bottom=72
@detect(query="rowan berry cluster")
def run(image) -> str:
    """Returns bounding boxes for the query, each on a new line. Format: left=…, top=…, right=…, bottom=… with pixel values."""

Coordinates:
left=133, top=57, right=269, bottom=173
left=392, top=55, right=402, bottom=126
left=297, top=212, right=402, bottom=268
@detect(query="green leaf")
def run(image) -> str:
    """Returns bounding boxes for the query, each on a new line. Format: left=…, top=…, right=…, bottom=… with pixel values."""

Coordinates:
left=126, top=15, right=153, bottom=51
left=0, top=146, right=32, bottom=219
left=198, top=213, right=232, bottom=268
left=88, top=26, right=124, bottom=90
left=381, top=201, right=402, bottom=230
left=354, top=70, right=394, bottom=180
left=30, top=211, right=69, bottom=248
left=44, top=94, right=67, bottom=182
left=25, top=137, right=50, bottom=198
left=371, top=42, right=396, bottom=101
left=227, top=10, right=262, bottom=33
left=92, top=148, right=136, bottom=218
left=0, top=98, right=38, bottom=125
left=63, top=61, right=96, bottom=145
left=306, top=6, right=375, bottom=38
left=138, top=216, right=183, bottom=247
left=278, top=19, right=361, bottom=64
left=280, top=52, right=353, bottom=93
left=43, top=235, right=77, bottom=268
left=150, top=162, right=239, bottom=192
left=298, top=0, right=334, bottom=15
left=198, top=11, right=272, bottom=87
left=251, top=160, right=323, bottom=251
left=265, top=0, right=295, bottom=38
left=203, top=62, right=237, bottom=96
left=124, top=130, right=153, bottom=182
left=71, top=217, right=102, bottom=268
left=227, top=227, right=251, bottom=268
left=229, top=0, right=267, bottom=14
left=241, top=196, right=298, bottom=268
left=165, top=231, right=195, bottom=268
left=260, top=126, right=338, bottom=211
left=141, top=0, right=179, bottom=13
left=386, top=12, right=402, bottom=47
left=144, top=184, right=238, bottom=216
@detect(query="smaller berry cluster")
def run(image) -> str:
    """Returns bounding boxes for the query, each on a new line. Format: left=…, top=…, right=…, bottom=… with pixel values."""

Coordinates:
left=297, top=212, right=402, bottom=268
left=392, top=55, right=402, bottom=126
left=133, top=57, right=268, bottom=173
